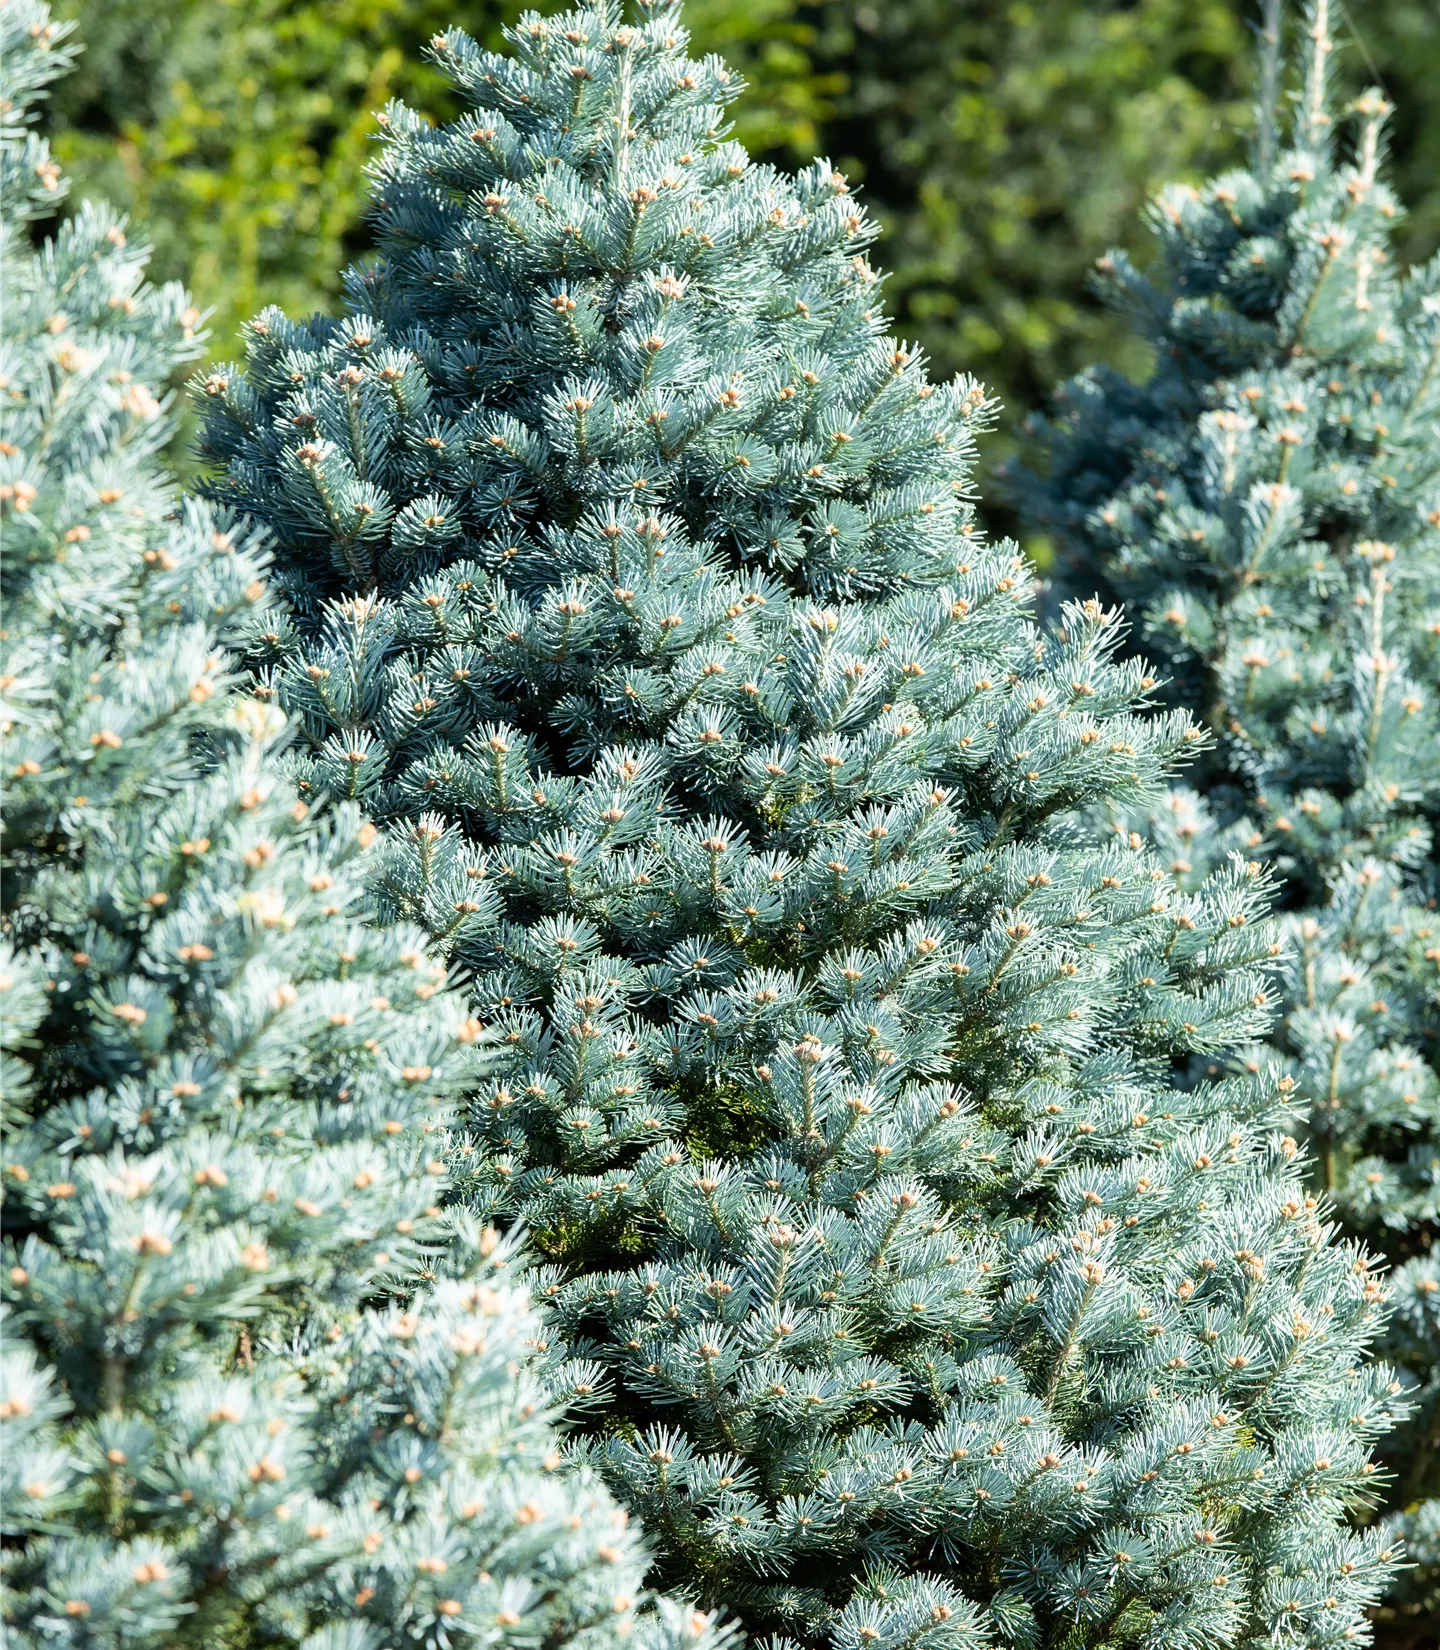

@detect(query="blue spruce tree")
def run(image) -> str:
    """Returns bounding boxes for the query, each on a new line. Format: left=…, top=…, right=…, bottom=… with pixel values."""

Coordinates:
left=0, top=8, right=728, bottom=1648
left=200, top=3, right=1408, bottom=1643
left=1022, top=1, right=1440, bottom=1638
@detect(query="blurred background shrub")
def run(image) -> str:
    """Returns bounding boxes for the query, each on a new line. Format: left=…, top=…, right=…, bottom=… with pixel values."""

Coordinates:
left=47, top=0, right=1439, bottom=494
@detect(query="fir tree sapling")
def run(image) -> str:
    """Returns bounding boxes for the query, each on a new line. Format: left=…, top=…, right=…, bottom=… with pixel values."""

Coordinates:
left=201, top=4, right=1407, bottom=1643
left=1022, top=0, right=1440, bottom=1631
left=0, top=8, right=728, bottom=1648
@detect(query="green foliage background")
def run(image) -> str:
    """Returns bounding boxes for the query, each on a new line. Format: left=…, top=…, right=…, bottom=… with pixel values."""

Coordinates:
left=805, top=1, right=1440, bottom=417
left=46, top=0, right=837, bottom=360
left=47, top=0, right=1440, bottom=485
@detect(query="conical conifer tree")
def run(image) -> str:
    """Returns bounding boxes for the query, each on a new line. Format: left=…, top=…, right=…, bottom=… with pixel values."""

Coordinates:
left=200, top=4, right=1408, bottom=1644
left=0, top=9, right=729, bottom=1648
left=1022, top=2, right=1440, bottom=1635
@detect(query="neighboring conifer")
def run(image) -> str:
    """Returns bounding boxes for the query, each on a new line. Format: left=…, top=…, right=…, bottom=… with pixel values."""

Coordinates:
left=0, top=9, right=727, bottom=1648
left=200, top=4, right=1407, bottom=1643
left=1023, top=1, right=1440, bottom=1634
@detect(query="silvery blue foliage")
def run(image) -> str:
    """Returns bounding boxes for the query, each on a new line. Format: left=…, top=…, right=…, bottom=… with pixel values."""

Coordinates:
left=198, top=4, right=1406, bottom=1645
left=0, top=9, right=729, bottom=1648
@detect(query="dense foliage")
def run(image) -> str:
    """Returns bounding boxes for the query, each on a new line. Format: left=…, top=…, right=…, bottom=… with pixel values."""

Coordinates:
left=1023, top=2, right=1440, bottom=1639
left=45, top=0, right=835, bottom=367
left=806, top=0, right=1254, bottom=437
left=44, top=0, right=1440, bottom=492
left=0, top=9, right=726, bottom=1646
left=807, top=0, right=1440, bottom=424
left=195, top=4, right=1410, bottom=1645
